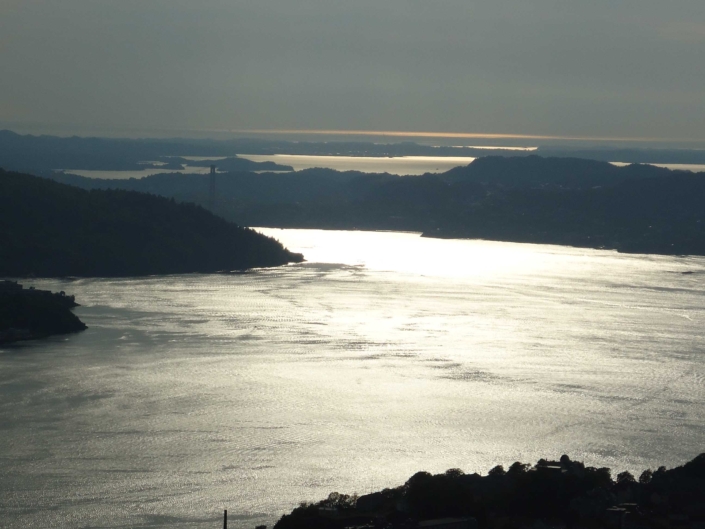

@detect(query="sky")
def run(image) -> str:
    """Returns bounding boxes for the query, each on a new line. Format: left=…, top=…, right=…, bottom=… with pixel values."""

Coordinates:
left=1, top=1, right=704, bottom=143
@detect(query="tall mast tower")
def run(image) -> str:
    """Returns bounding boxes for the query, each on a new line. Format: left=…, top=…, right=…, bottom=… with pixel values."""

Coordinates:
left=208, top=165, right=217, bottom=211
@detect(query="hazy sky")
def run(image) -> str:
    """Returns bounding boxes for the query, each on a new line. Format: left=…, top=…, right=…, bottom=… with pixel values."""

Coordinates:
left=1, top=1, right=703, bottom=141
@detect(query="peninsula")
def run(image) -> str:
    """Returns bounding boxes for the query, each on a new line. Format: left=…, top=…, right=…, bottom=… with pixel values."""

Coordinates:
left=0, top=170, right=303, bottom=277
left=0, top=280, right=87, bottom=344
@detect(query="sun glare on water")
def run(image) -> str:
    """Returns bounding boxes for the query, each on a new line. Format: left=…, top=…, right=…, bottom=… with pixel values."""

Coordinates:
left=258, top=228, right=578, bottom=279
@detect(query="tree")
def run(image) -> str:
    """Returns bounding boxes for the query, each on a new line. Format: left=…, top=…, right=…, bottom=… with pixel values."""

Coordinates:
left=617, top=471, right=635, bottom=484
left=508, top=462, right=530, bottom=475
left=445, top=468, right=464, bottom=478
left=488, top=465, right=506, bottom=476
left=639, top=469, right=653, bottom=484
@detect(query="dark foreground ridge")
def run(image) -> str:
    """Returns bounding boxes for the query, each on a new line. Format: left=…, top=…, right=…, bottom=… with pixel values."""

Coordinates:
left=0, top=170, right=303, bottom=277
left=274, top=454, right=705, bottom=529
left=0, top=280, right=86, bottom=344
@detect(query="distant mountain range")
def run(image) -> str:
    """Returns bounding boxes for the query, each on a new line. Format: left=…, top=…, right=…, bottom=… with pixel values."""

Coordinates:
left=0, top=130, right=294, bottom=172
left=2, top=129, right=705, bottom=174
left=41, top=155, right=705, bottom=256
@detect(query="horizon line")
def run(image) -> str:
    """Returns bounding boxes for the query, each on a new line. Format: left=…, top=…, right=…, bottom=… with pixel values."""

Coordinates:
left=3, top=123, right=704, bottom=145
left=226, top=128, right=705, bottom=144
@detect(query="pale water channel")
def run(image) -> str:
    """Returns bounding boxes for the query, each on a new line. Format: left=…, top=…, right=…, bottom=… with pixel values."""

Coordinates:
left=1, top=229, right=705, bottom=528
left=64, top=155, right=705, bottom=180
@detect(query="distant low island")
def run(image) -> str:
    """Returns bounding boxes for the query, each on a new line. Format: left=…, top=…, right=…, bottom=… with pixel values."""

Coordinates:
left=166, top=156, right=293, bottom=173
left=45, top=155, right=705, bottom=257
left=0, top=170, right=303, bottom=277
left=274, top=453, right=705, bottom=529
left=3, top=130, right=705, bottom=173
left=0, top=280, right=86, bottom=344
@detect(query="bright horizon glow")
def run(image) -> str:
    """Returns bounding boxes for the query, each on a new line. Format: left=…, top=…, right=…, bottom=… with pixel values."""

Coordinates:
left=224, top=129, right=705, bottom=144
left=3, top=124, right=703, bottom=148
left=445, top=146, right=538, bottom=151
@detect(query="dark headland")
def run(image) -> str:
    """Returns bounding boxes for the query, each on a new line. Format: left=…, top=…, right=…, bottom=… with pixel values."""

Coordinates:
left=0, top=170, right=303, bottom=277
left=0, top=280, right=86, bottom=344
left=274, top=453, right=705, bottom=529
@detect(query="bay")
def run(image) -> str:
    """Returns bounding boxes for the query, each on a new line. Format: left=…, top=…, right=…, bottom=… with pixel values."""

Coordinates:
left=1, top=229, right=704, bottom=528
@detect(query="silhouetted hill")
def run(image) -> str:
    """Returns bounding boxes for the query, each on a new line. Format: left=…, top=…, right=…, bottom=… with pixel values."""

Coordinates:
left=0, top=170, right=303, bottom=277
left=274, top=453, right=705, bottom=529
left=443, top=155, right=671, bottom=188
left=432, top=169, right=705, bottom=254
left=48, top=168, right=369, bottom=204
left=537, top=145, right=705, bottom=164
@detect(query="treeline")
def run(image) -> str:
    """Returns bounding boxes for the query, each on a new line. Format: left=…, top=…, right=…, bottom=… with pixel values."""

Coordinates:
left=0, top=170, right=302, bottom=277
left=47, top=156, right=705, bottom=256
left=274, top=453, right=705, bottom=529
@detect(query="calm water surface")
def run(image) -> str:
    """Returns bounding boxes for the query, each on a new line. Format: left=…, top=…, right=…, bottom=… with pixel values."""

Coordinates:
left=236, top=155, right=478, bottom=175
left=63, top=165, right=216, bottom=180
left=1, top=229, right=704, bottom=528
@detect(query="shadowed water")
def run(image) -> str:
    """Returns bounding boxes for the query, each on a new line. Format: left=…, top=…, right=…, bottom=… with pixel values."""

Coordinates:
left=1, top=229, right=704, bottom=528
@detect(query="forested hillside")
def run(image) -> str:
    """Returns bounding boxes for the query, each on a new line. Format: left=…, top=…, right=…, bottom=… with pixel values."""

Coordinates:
left=0, top=170, right=303, bottom=277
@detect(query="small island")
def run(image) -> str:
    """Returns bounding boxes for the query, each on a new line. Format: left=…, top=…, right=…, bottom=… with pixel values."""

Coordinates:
left=274, top=453, right=705, bottom=529
left=166, top=156, right=294, bottom=173
left=0, top=280, right=87, bottom=344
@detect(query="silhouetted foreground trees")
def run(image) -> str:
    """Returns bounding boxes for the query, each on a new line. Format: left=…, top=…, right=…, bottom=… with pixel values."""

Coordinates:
left=274, top=454, right=705, bottom=529
left=0, top=281, right=86, bottom=343
left=0, top=170, right=303, bottom=277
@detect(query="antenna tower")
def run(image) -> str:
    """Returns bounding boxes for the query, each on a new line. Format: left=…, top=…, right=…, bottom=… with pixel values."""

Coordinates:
left=208, top=165, right=217, bottom=211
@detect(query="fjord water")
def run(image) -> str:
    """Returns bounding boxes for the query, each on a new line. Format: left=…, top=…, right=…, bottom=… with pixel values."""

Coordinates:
left=236, top=154, right=479, bottom=174
left=1, top=229, right=704, bottom=528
